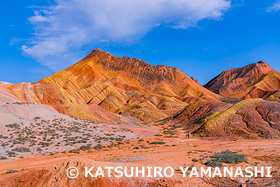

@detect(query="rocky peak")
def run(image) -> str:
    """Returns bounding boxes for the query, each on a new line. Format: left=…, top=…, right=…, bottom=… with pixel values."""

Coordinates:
left=204, top=61, right=280, bottom=98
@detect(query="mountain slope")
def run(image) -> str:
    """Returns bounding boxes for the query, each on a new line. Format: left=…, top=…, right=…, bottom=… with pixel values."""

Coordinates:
left=40, top=49, right=219, bottom=100
left=204, top=61, right=280, bottom=100
left=155, top=99, right=280, bottom=139
left=4, top=49, right=220, bottom=122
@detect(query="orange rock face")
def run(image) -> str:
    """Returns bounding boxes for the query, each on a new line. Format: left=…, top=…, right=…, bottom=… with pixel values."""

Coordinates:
left=3, top=49, right=219, bottom=123
left=204, top=61, right=280, bottom=100
left=159, top=99, right=280, bottom=139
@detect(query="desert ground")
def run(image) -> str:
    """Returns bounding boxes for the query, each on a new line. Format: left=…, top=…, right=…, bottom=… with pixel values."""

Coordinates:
left=0, top=122, right=279, bottom=186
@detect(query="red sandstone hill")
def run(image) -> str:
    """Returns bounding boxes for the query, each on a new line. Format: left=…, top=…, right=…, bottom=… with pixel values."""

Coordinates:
left=2, top=51, right=280, bottom=139
left=155, top=99, right=280, bottom=139
left=40, top=49, right=218, bottom=99
left=156, top=60, right=280, bottom=139
left=3, top=49, right=220, bottom=123
left=204, top=61, right=280, bottom=101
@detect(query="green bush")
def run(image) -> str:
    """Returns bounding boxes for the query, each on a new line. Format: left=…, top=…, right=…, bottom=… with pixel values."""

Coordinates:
left=107, top=143, right=116, bottom=148
left=34, top=116, right=41, bottom=120
left=79, top=145, right=91, bottom=150
left=163, top=130, right=176, bottom=135
left=192, top=158, right=199, bottom=162
left=13, top=147, right=31, bottom=153
left=93, top=144, right=103, bottom=150
left=69, top=149, right=80, bottom=154
left=154, top=134, right=163, bottom=136
left=212, top=150, right=248, bottom=164
left=5, top=123, right=20, bottom=129
left=204, top=160, right=223, bottom=167
left=149, top=141, right=165, bottom=145
left=6, top=170, right=18, bottom=174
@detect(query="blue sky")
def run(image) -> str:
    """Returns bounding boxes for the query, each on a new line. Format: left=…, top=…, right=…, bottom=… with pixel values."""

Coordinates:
left=1, top=0, right=280, bottom=84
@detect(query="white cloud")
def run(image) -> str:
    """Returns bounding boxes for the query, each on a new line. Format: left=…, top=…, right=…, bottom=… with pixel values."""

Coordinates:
left=23, top=0, right=231, bottom=70
left=266, top=2, right=280, bottom=13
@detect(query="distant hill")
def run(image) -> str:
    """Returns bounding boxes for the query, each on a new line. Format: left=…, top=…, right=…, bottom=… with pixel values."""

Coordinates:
left=204, top=61, right=280, bottom=101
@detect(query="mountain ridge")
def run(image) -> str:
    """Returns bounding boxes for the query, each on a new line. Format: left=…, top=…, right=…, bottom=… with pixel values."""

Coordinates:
left=3, top=49, right=220, bottom=123
left=204, top=61, right=280, bottom=101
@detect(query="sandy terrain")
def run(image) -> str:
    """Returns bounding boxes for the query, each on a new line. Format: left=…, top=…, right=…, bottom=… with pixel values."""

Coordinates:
left=0, top=125, right=279, bottom=186
left=0, top=87, right=158, bottom=163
